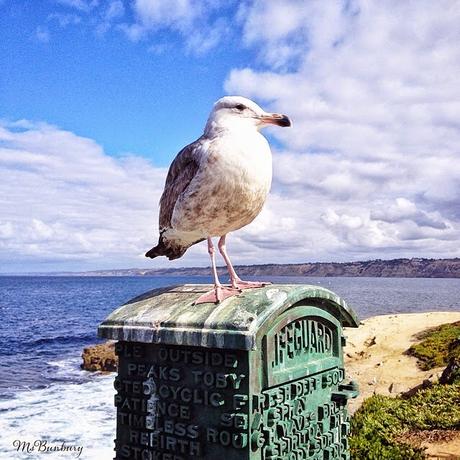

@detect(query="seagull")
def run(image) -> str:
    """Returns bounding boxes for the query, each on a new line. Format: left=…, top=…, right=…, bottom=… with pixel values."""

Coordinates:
left=145, top=96, right=291, bottom=304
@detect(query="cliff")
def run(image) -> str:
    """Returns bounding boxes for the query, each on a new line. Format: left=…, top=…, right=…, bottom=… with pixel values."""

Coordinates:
left=60, top=257, right=460, bottom=278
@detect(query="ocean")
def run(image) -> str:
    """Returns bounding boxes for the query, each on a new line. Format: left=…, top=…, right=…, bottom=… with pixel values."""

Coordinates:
left=1, top=275, right=460, bottom=459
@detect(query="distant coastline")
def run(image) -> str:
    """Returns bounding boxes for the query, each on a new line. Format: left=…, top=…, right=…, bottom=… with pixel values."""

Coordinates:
left=8, top=257, right=460, bottom=278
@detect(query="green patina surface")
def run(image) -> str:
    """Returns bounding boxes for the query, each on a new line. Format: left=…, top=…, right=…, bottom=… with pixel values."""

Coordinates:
left=102, top=284, right=359, bottom=459
left=98, top=284, right=359, bottom=350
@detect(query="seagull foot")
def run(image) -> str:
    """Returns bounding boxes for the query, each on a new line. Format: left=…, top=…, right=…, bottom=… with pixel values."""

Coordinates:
left=232, top=280, right=272, bottom=290
left=193, top=285, right=242, bottom=305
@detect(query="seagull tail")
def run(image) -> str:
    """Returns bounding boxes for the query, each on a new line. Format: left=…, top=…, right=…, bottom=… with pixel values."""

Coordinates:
left=144, top=245, right=164, bottom=259
left=145, top=236, right=205, bottom=261
left=145, top=238, right=188, bottom=261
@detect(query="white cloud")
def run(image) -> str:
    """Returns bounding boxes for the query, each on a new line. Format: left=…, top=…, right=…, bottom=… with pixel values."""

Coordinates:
left=132, top=0, right=198, bottom=29
left=224, top=0, right=460, bottom=261
left=105, top=0, right=124, bottom=20
left=95, top=0, right=125, bottom=35
left=48, top=0, right=227, bottom=54
left=50, top=0, right=125, bottom=36
left=7, top=1, right=460, bottom=270
left=1, top=121, right=315, bottom=272
left=120, top=0, right=231, bottom=54
left=0, top=122, right=168, bottom=271
left=370, top=198, right=447, bottom=230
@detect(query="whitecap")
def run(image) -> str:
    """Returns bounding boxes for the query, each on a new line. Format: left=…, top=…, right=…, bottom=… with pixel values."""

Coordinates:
left=0, top=374, right=115, bottom=459
left=46, top=357, right=87, bottom=380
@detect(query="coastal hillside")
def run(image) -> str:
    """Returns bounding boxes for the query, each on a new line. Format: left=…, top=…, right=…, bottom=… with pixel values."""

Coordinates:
left=57, top=257, right=460, bottom=278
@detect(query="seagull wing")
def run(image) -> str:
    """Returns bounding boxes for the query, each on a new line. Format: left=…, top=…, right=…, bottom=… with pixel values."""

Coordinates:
left=145, top=138, right=204, bottom=260
left=159, top=137, right=204, bottom=232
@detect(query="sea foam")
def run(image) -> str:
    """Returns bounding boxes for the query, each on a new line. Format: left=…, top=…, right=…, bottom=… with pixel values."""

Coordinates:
left=0, top=373, right=115, bottom=459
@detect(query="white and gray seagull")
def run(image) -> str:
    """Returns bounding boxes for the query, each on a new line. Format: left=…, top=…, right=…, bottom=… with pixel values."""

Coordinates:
left=145, top=96, right=291, bottom=304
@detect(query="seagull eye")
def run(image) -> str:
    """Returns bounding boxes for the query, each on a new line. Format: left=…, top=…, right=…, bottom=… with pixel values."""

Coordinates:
left=235, top=104, right=246, bottom=111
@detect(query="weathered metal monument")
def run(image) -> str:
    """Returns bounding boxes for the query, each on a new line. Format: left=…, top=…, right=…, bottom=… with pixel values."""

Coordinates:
left=99, top=284, right=359, bottom=460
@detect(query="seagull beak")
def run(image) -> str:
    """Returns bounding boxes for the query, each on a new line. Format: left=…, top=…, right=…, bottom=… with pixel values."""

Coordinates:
left=259, top=113, right=292, bottom=127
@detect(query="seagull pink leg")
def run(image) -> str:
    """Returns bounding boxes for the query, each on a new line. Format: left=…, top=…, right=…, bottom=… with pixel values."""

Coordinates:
left=218, top=235, right=271, bottom=290
left=194, top=238, right=241, bottom=305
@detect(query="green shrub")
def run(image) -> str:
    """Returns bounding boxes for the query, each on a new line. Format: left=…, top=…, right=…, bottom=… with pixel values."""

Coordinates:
left=350, top=395, right=425, bottom=459
left=400, top=382, right=460, bottom=430
left=350, top=383, right=460, bottom=459
left=407, top=321, right=460, bottom=370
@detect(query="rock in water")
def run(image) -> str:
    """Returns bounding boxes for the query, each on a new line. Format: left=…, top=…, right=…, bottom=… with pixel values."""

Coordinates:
left=81, top=341, right=118, bottom=372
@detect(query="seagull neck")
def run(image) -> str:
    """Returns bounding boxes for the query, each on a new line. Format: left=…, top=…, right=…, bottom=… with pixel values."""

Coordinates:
left=204, top=121, right=258, bottom=138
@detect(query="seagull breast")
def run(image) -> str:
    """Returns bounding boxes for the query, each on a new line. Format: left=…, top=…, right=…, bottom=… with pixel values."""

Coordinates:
left=171, top=129, right=272, bottom=238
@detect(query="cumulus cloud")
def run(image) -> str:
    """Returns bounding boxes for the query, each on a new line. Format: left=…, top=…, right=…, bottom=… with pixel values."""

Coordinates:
left=370, top=198, right=447, bottom=230
left=6, top=1, right=460, bottom=270
left=225, top=0, right=460, bottom=261
left=0, top=121, right=307, bottom=272
left=0, top=121, right=167, bottom=271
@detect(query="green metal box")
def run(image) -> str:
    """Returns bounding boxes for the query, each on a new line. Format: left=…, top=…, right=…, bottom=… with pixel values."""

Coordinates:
left=98, top=284, right=359, bottom=460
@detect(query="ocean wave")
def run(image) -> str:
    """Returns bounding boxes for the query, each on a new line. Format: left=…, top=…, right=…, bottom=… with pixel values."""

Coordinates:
left=0, top=349, right=110, bottom=398
left=1, top=333, right=100, bottom=357
left=0, top=375, right=115, bottom=459
left=29, top=332, right=97, bottom=347
left=46, top=357, right=83, bottom=377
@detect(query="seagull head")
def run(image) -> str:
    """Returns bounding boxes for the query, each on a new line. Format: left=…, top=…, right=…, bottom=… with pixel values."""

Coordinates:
left=204, top=96, right=291, bottom=135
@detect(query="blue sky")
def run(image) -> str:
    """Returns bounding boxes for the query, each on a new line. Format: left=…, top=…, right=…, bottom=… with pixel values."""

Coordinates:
left=1, top=1, right=253, bottom=163
left=1, top=0, right=460, bottom=273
